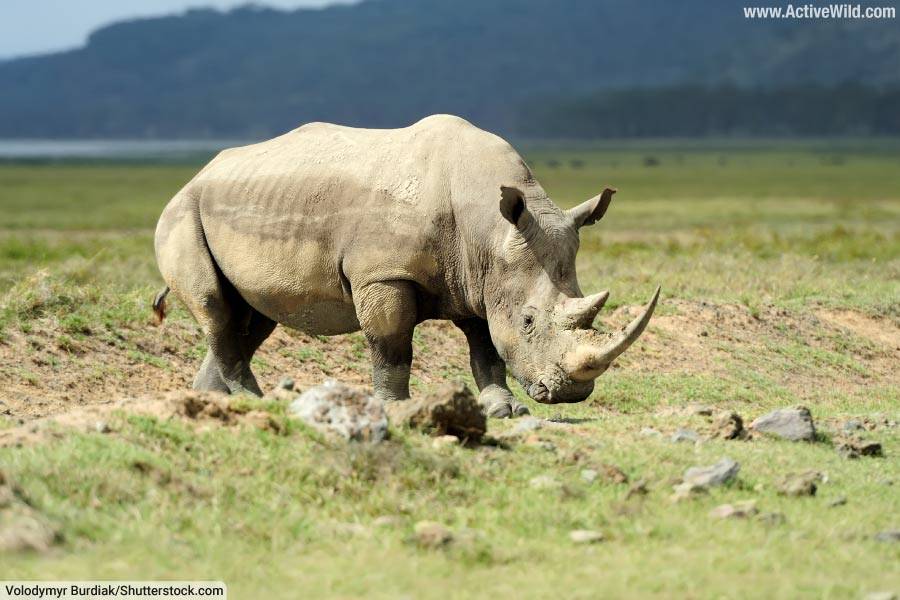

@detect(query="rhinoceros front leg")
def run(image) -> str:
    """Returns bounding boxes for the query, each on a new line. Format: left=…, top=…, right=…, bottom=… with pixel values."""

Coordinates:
left=454, top=318, right=530, bottom=419
left=355, top=280, right=417, bottom=403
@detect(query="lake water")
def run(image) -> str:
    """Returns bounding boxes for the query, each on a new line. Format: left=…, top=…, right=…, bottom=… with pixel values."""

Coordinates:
left=0, top=139, right=251, bottom=160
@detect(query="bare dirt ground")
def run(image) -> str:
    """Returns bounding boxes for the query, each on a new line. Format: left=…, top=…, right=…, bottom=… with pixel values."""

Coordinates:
left=1, top=299, right=897, bottom=431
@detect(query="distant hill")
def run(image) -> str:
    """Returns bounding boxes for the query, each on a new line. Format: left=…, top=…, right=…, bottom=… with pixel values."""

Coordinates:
left=1, top=0, right=898, bottom=138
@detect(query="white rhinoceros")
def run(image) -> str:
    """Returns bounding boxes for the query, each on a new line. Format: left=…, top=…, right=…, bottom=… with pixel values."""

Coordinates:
left=154, top=114, right=658, bottom=418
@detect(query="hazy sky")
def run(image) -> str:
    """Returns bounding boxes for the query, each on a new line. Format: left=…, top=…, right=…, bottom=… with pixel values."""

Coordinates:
left=0, top=0, right=349, bottom=59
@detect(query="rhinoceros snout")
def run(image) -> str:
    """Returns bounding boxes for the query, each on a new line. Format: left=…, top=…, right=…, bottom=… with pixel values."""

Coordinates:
left=527, top=379, right=594, bottom=404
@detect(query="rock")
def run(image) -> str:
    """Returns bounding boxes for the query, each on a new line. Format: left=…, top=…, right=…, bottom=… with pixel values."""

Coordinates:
left=277, top=377, right=296, bottom=391
left=841, top=419, right=864, bottom=434
left=777, top=471, right=822, bottom=496
left=372, top=515, right=402, bottom=528
left=874, top=530, right=900, bottom=543
left=529, top=474, right=560, bottom=490
left=640, top=427, right=662, bottom=438
left=509, top=416, right=543, bottom=436
left=686, top=404, right=714, bottom=417
left=671, top=428, right=699, bottom=443
left=709, top=500, right=757, bottom=519
left=683, top=458, right=740, bottom=488
left=288, top=380, right=389, bottom=443
left=580, top=469, right=599, bottom=484
left=569, top=529, right=605, bottom=544
left=670, top=482, right=707, bottom=503
left=749, top=406, right=816, bottom=442
left=835, top=436, right=883, bottom=459
left=757, top=512, right=786, bottom=526
left=0, top=508, right=59, bottom=553
left=94, top=420, right=112, bottom=434
left=413, top=521, right=453, bottom=548
left=827, top=496, right=847, bottom=508
left=625, top=479, right=649, bottom=499
left=431, top=434, right=460, bottom=449
left=599, top=463, right=629, bottom=484
left=863, top=592, right=897, bottom=600
left=523, top=435, right=556, bottom=452
left=385, top=382, right=486, bottom=441
left=712, top=411, right=745, bottom=440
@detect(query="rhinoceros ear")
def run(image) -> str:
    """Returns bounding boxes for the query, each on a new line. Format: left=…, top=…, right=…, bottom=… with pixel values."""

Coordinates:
left=569, top=187, right=616, bottom=228
left=499, top=185, right=526, bottom=226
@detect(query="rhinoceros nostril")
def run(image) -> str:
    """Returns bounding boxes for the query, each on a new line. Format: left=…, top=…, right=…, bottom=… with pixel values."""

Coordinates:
left=528, top=381, right=550, bottom=403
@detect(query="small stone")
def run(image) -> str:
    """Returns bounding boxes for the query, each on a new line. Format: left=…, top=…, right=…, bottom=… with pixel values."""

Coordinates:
left=670, top=482, right=707, bottom=503
left=413, top=521, right=453, bottom=548
left=749, top=406, right=816, bottom=442
left=523, top=435, right=556, bottom=452
left=841, top=419, right=864, bottom=434
left=372, top=515, right=402, bottom=528
left=289, top=380, right=389, bottom=443
left=709, top=500, right=757, bottom=519
left=757, top=512, right=786, bottom=526
left=874, top=529, right=900, bottom=543
left=686, top=404, right=713, bottom=417
left=683, top=458, right=740, bottom=488
left=640, top=427, right=662, bottom=438
left=712, top=411, right=745, bottom=440
left=277, top=377, right=295, bottom=391
left=671, top=428, right=699, bottom=443
left=431, top=434, right=460, bottom=449
left=509, top=416, right=543, bottom=436
left=580, top=469, right=599, bottom=484
left=827, top=496, right=847, bottom=508
left=569, top=529, right=605, bottom=544
left=94, top=420, right=112, bottom=434
left=529, top=474, right=560, bottom=490
left=777, top=471, right=822, bottom=496
left=625, top=479, right=649, bottom=499
left=599, top=463, right=629, bottom=484
left=835, top=436, right=883, bottom=459
left=863, top=592, right=897, bottom=600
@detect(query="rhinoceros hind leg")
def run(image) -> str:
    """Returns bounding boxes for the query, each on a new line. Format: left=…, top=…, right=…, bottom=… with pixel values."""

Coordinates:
left=454, top=318, right=529, bottom=419
left=355, top=280, right=417, bottom=403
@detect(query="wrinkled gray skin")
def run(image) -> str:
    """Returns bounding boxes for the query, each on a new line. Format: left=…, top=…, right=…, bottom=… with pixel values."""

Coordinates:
left=154, top=115, right=659, bottom=418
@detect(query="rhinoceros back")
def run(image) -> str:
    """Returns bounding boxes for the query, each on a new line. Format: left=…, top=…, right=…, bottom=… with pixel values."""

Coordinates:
left=170, top=114, right=529, bottom=333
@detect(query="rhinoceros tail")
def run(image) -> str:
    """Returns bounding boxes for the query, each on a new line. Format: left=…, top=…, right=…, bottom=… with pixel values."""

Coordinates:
left=152, top=286, right=170, bottom=324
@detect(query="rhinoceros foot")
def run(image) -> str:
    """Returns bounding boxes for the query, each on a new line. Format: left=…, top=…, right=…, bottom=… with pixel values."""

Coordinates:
left=479, top=386, right=530, bottom=419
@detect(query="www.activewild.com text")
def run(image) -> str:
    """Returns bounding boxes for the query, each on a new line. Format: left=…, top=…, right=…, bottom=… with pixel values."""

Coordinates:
left=744, top=3, right=896, bottom=18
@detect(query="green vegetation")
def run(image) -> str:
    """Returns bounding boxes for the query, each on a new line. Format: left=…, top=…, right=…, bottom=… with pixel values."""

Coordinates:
left=0, top=141, right=898, bottom=597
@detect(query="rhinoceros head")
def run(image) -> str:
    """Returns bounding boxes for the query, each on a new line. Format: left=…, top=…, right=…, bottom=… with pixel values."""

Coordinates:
left=485, top=185, right=659, bottom=404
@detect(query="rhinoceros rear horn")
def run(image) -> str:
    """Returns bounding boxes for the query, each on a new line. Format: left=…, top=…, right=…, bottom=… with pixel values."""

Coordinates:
left=563, top=286, right=660, bottom=381
left=558, top=290, right=610, bottom=329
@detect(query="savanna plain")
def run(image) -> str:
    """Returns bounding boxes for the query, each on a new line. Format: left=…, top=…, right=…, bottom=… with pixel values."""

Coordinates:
left=0, top=141, right=898, bottom=598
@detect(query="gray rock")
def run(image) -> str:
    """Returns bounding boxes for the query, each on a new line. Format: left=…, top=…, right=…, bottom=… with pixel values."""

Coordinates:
left=750, top=406, right=816, bottom=442
left=683, top=458, right=740, bottom=488
left=413, top=521, right=453, bottom=548
left=841, top=419, right=864, bottom=433
left=640, top=427, right=662, bottom=438
left=580, top=469, right=599, bottom=484
left=529, top=474, right=560, bottom=490
left=671, top=428, right=700, bottom=443
left=828, top=496, right=847, bottom=508
left=709, top=500, right=757, bottom=519
left=510, top=416, right=543, bottom=436
left=874, top=530, right=900, bottom=543
left=288, top=380, right=388, bottom=443
left=569, top=529, right=604, bottom=544
left=777, top=471, right=822, bottom=496
left=277, top=377, right=296, bottom=391
left=712, top=411, right=746, bottom=440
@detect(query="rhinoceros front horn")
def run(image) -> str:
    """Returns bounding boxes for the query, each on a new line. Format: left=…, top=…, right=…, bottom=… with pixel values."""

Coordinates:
left=563, top=286, right=661, bottom=382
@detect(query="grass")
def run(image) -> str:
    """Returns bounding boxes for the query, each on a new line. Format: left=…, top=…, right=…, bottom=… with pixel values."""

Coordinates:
left=0, top=140, right=898, bottom=597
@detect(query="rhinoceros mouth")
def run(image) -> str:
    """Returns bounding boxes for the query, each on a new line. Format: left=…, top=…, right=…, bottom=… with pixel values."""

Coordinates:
left=526, top=378, right=594, bottom=404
